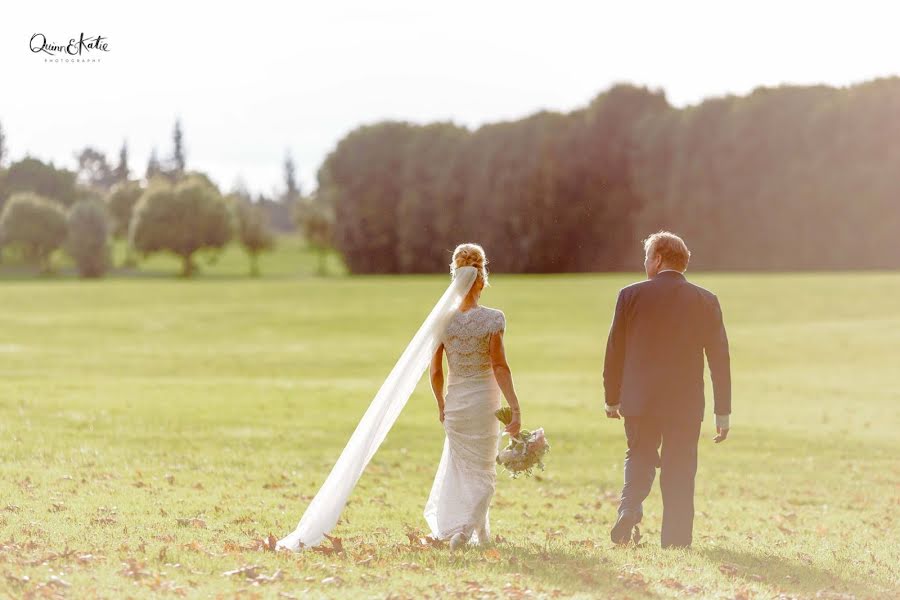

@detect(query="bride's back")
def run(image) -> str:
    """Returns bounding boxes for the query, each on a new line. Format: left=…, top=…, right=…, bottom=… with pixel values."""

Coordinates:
left=443, top=306, right=506, bottom=378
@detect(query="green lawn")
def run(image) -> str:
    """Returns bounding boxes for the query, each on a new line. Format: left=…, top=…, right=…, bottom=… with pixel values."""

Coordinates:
left=1, top=250, right=898, bottom=598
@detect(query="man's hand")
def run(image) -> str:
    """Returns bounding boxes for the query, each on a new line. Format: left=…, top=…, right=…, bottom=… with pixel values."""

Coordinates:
left=714, top=414, right=730, bottom=443
left=605, top=404, right=621, bottom=419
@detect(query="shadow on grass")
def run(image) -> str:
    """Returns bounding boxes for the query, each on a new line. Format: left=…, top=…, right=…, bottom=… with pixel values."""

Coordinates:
left=434, top=539, right=661, bottom=598
left=699, top=546, right=878, bottom=597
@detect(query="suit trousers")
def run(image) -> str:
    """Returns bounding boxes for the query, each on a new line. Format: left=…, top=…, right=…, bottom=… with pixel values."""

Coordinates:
left=617, top=415, right=702, bottom=547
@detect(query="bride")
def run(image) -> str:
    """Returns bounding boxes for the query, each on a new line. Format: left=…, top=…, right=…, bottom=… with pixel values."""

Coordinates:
left=275, top=242, right=522, bottom=552
left=425, top=243, right=522, bottom=550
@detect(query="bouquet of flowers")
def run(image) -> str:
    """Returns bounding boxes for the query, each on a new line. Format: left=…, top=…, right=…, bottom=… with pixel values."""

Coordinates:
left=494, top=406, right=550, bottom=478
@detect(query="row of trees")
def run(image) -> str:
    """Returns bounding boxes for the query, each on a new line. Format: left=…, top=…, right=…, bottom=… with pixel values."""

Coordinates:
left=6, top=77, right=898, bottom=276
left=322, top=78, right=900, bottom=272
left=0, top=176, right=271, bottom=278
left=0, top=194, right=110, bottom=276
left=0, top=119, right=334, bottom=277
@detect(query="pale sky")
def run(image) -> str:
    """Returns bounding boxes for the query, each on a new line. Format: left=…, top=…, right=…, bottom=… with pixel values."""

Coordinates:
left=1, top=1, right=897, bottom=197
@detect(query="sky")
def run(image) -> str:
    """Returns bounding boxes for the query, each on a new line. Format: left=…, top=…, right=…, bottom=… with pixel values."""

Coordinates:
left=1, top=1, right=897, bottom=197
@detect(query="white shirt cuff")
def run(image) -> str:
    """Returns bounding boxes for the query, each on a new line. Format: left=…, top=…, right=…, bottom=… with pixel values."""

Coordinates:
left=716, top=414, right=730, bottom=429
left=605, top=404, right=621, bottom=415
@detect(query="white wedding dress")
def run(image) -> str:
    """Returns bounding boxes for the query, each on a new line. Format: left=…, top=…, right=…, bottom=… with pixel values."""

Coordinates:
left=424, top=305, right=506, bottom=545
left=276, top=267, right=480, bottom=551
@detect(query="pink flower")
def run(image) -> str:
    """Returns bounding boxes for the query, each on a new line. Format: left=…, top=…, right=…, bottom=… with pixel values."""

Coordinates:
left=529, top=428, right=546, bottom=452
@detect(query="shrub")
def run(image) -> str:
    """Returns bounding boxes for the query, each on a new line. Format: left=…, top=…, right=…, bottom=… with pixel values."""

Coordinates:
left=66, top=199, right=111, bottom=278
left=0, top=192, right=67, bottom=272
left=233, top=196, right=274, bottom=276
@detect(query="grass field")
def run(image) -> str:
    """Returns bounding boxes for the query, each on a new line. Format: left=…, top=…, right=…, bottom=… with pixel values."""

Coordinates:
left=1, top=243, right=898, bottom=599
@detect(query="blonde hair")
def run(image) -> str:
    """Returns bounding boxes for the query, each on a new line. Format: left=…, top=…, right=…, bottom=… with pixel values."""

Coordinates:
left=643, top=231, right=691, bottom=271
left=450, top=243, right=489, bottom=286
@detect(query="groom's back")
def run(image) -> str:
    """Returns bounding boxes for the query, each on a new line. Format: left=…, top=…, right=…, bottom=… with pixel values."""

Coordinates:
left=605, top=271, right=726, bottom=420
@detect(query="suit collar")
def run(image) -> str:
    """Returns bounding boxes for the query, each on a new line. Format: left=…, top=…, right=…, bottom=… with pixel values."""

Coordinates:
left=653, top=270, right=686, bottom=281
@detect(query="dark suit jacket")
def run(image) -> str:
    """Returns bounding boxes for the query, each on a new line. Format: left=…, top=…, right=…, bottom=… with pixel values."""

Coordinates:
left=603, top=271, right=731, bottom=421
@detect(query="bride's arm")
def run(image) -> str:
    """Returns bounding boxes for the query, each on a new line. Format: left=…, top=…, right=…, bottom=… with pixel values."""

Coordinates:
left=429, top=344, right=446, bottom=423
left=489, top=331, right=521, bottom=436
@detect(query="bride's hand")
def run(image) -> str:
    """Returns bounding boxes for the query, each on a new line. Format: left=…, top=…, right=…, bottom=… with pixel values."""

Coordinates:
left=505, top=412, right=521, bottom=436
left=439, top=408, right=445, bottom=423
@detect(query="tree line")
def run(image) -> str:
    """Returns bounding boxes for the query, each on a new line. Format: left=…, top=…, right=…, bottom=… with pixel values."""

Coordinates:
left=3, top=77, right=898, bottom=277
left=0, top=120, right=333, bottom=277
left=321, top=77, right=900, bottom=273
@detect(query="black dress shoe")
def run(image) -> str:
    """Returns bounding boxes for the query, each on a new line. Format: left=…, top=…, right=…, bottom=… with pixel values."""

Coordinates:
left=610, top=512, right=639, bottom=545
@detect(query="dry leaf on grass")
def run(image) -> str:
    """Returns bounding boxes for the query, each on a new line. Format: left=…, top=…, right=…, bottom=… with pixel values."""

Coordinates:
left=182, top=540, right=220, bottom=557
left=175, top=517, right=206, bottom=529
left=660, top=577, right=684, bottom=589
left=617, top=571, right=647, bottom=589
left=323, top=533, right=345, bottom=555
left=719, top=563, right=740, bottom=577
left=733, top=587, right=754, bottom=600
left=483, top=548, right=502, bottom=562
left=120, top=558, right=152, bottom=580
left=222, top=565, right=261, bottom=578
left=223, top=564, right=282, bottom=585
left=403, top=530, right=445, bottom=550
left=250, top=569, right=283, bottom=585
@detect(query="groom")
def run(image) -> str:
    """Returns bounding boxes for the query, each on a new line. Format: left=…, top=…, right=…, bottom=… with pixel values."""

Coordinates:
left=603, top=231, right=731, bottom=548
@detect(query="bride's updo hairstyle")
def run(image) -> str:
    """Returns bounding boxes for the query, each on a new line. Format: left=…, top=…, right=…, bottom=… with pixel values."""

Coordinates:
left=450, top=243, right=490, bottom=287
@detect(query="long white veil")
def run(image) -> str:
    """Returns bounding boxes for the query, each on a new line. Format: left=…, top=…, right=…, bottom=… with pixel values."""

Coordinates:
left=276, top=266, right=478, bottom=551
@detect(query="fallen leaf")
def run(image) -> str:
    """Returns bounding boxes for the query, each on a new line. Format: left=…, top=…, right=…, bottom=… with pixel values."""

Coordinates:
left=617, top=572, right=647, bottom=589
left=733, top=587, right=753, bottom=600
left=263, top=533, right=277, bottom=552
left=120, top=558, right=151, bottom=580
left=483, top=547, right=502, bottom=562
left=176, top=517, right=206, bottom=529
left=719, top=563, right=740, bottom=577
left=222, top=564, right=260, bottom=578
left=250, top=569, right=283, bottom=585
left=323, top=533, right=344, bottom=555
left=660, top=577, right=684, bottom=589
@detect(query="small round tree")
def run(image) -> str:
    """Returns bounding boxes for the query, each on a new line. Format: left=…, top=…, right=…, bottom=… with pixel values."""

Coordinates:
left=66, top=199, right=111, bottom=278
left=0, top=192, right=67, bottom=272
left=130, top=176, right=232, bottom=277
left=296, top=196, right=335, bottom=276
left=106, top=180, right=143, bottom=239
left=232, top=195, right=274, bottom=277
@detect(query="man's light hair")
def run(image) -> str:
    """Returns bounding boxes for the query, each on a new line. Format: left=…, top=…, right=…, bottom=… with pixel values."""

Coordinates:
left=643, top=231, right=691, bottom=271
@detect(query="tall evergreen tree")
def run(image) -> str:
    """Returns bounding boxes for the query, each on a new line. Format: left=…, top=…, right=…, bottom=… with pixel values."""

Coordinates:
left=284, top=151, right=301, bottom=201
left=145, top=148, right=162, bottom=181
left=114, top=140, right=129, bottom=182
left=171, top=119, right=186, bottom=178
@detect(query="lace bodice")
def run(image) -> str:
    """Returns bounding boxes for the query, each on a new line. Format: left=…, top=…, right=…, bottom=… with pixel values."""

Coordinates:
left=441, top=306, right=506, bottom=378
